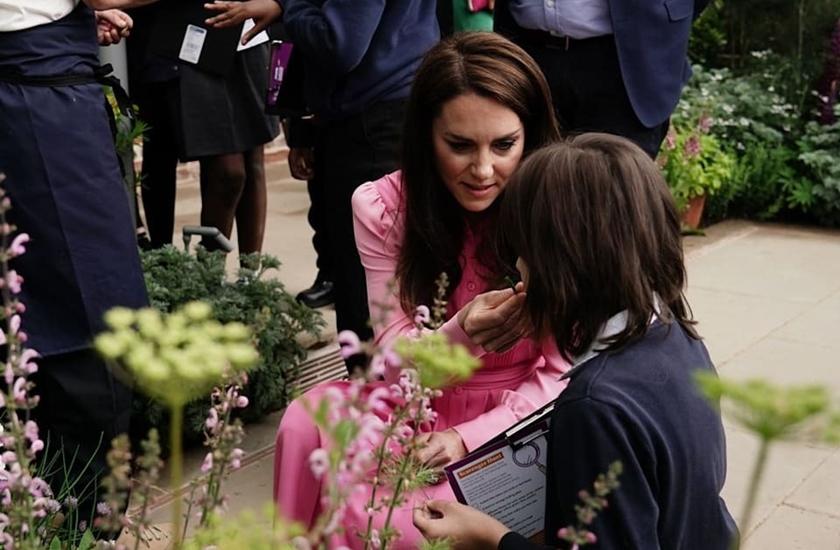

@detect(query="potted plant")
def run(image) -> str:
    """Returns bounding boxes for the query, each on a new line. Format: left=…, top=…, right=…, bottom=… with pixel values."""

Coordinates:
left=659, top=115, right=735, bottom=229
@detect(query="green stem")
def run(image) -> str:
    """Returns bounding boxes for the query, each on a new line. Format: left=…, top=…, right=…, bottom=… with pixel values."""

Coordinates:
left=363, top=416, right=404, bottom=550
left=170, top=405, right=184, bottom=548
left=735, top=438, right=770, bottom=550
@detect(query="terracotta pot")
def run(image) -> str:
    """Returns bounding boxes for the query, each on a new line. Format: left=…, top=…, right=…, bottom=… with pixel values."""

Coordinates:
left=681, top=194, right=706, bottom=229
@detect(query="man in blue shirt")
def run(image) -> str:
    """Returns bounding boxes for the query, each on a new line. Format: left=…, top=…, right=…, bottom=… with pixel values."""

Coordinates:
left=207, top=0, right=440, bottom=364
left=494, top=0, right=710, bottom=157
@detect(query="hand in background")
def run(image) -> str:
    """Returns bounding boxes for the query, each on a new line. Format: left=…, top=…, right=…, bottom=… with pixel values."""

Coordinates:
left=288, top=147, right=315, bottom=180
left=96, top=9, right=132, bottom=46
left=204, top=0, right=283, bottom=44
left=413, top=499, right=509, bottom=549
left=457, top=283, right=530, bottom=353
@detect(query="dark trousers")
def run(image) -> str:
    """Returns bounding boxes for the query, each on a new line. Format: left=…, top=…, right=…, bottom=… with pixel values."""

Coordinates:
left=522, top=35, right=669, bottom=158
left=134, top=80, right=179, bottom=248
left=306, top=172, right=334, bottom=283
left=316, top=100, right=406, bottom=362
left=31, top=349, right=132, bottom=523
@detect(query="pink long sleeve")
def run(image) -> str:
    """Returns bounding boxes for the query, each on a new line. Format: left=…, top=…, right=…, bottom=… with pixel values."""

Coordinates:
left=351, top=174, right=484, bottom=356
left=452, top=338, right=570, bottom=450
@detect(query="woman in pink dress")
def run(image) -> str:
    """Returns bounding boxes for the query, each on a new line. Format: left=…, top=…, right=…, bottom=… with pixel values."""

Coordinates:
left=274, top=32, right=569, bottom=548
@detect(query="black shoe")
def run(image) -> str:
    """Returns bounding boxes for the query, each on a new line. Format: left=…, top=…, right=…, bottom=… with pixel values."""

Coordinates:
left=296, top=280, right=334, bottom=308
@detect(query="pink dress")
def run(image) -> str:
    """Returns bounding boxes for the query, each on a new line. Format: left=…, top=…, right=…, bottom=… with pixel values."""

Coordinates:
left=274, top=171, right=569, bottom=548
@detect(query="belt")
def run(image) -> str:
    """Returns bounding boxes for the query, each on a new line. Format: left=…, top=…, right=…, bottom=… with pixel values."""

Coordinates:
left=519, top=28, right=613, bottom=51
left=0, top=63, right=134, bottom=178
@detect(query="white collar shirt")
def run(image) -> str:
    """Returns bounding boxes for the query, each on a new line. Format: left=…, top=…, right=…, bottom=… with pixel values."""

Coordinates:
left=0, top=0, right=80, bottom=32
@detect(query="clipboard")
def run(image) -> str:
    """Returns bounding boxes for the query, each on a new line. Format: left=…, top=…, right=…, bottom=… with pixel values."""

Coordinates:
left=443, top=400, right=556, bottom=541
left=148, top=2, right=244, bottom=77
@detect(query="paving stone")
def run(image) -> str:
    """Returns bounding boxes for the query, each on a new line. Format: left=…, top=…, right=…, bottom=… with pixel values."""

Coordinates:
left=721, top=427, right=834, bottom=536
left=743, top=504, right=840, bottom=550
left=686, top=224, right=840, bottom=304
left=718, top=336, right=840, bottom=394
left=787, top=449, right=840, bottom=519
left=687, top=287, right=810, bottom=365
left=773, top=290, right=840, bottom=351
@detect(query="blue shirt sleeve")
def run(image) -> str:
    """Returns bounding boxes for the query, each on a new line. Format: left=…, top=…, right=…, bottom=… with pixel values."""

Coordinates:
left=278, top=0, right=387, bottom=75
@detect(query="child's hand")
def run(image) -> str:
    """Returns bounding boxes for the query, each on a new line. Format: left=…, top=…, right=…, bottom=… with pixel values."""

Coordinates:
left=457, top=283, right=529, bottom=353
left=413, top=500, right=509, bottom=549
left=204, top=0, right=283, bottom=44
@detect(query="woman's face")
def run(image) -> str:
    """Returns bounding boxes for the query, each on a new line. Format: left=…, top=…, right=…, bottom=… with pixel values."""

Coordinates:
left=432, top=93, right=525, bottom=213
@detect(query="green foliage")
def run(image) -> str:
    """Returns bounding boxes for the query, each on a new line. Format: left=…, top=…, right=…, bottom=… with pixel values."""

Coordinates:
left=97, top=302, right=259, bottom=408
left=688, top=0, right=727, bottom=67
left=676, top=64, right=798, bottom=149
left=394, top=333, right=481, bottom=390
left=796, top=114, right=840, bottom=226
left=184, top=506, right=303, bottom=549
left=695, top=372, right=835, bottom=442
left=136, top=246, right=324, bottom=442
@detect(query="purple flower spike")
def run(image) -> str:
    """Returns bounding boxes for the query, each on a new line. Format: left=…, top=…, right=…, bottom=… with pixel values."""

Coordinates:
left=337, top=330, right=362, bottom=359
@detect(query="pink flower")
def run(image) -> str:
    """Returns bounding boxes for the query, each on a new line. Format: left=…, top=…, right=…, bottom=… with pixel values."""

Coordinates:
left=205, top=408, right=218, bottom=431
left=309, top=448, right=329, bottom=479
left=368, top=354, right=387, bottom=379
left=370, top=529, right=382, bottom=549
left=200, top=452, right=213, bottom=473
left=5, top=271, right=22, bottom=294
left=19, top=349, right=39, bottom=375
left=684, top=135, right=701, bottom=158
left=337, top=330, right=362, bottom=359
left=413, top=305, right=430, bottom=326
left=13, top=377, right=27, bottom=404
left=229, top=448, right=244, bottom=470
left=8, top=234, right=30, bottom=258
left=698, top=114, right=712, bottom=133
left=236, top=395, right=249, bottom=408
left=585, top=531, right=598, bottom=544
left=96, top=502, right=112, bottom=517
left=24, top=421, right=38, bottom=442
left=366, top=387, right=391, bottom=413
left=664, top=130, right=677, bottom=150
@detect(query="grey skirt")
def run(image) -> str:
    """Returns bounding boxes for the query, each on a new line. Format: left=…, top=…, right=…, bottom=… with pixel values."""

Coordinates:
left=176, top=43, right=279, bottom=160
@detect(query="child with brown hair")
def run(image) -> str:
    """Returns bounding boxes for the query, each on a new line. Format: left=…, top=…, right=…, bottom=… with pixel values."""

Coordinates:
left=414, top=134, right=738, bottom=550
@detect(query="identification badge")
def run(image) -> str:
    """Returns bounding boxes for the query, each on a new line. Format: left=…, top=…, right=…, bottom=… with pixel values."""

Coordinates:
left=179, top=24, right=207, bottom=64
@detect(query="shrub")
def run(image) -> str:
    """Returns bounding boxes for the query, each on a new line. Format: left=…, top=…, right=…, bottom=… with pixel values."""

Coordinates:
left=797, top=112, right=840, bottom=226
left=135, top=246, right=325, bottom=444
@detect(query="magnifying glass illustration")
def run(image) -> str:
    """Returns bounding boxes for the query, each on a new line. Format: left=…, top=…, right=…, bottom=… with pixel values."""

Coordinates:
left=512, top=442, right=546, bottom=475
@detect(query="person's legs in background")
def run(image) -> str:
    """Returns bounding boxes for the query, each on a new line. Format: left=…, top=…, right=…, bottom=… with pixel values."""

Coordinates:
left=136, top=82, right=179, bottom=248
left=198, top=153, right=246, bottom=251
left=296, top=149, right=335, bottom=308
left=235, top=146, right=268, bottom=254
left=321, top=101, right=406, bottom=371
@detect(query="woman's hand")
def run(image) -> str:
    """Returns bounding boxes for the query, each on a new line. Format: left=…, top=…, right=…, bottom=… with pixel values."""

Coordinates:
left=413, top=500, right=510, bottom=549
left=204, top=0, right=283, bottom=44
left=95, top=9, right=132, bottom=46
left=457, top=283, right=530, bottom=353
left=416, top=429, right=467, bottom=470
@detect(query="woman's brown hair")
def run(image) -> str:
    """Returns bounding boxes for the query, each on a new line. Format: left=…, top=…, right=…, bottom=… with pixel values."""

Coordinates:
left=397, top=32, right=560, bottom=313
left=499, top=133, right=698, bottom=361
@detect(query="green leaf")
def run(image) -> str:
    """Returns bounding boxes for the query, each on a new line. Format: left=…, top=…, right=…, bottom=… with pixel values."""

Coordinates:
left=78, top=529, right=96, bottom=550
left=49, top=536, right=62, bottom=550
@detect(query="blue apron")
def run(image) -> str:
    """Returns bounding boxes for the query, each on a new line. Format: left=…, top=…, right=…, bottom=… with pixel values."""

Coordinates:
left=0, top=3, right=148, bottom=357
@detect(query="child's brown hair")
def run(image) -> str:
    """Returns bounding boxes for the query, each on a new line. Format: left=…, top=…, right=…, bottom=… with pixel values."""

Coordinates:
left=499, top=133, right=698, bottom=361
